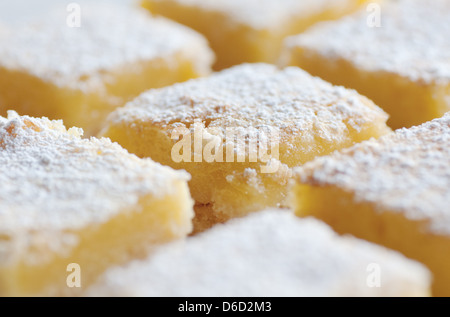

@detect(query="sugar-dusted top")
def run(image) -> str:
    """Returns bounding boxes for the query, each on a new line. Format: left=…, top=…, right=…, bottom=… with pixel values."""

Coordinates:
left=295, top=112, right=450, bottom=234
left=285, top=0, right=450, bottom=84
left=105, top=63, right=388, bottom=145
left=150, top=0, right=362, bottom=30
left=0, top=22, right=9, bottom=38
left=0, top=4, right=213, bottom=90
left=87, top=210, right=430, bottom=296
left=0, top=112, right=189, bottom=263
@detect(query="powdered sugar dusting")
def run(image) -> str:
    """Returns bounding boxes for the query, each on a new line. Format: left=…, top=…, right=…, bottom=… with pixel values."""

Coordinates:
left=105, top=63, right=388, bottom=145
left=0, top=4, right=213, bottom=90
left=286, top=0, right=450, bottom=84
left=87, top=210, right=430, bottom=296
left=295, top=112, right=450, bottom=235
left=0, top=23, right=9, bottom=38
left=150, top=0, right=362, bottom=30
left=0, top=112, right=189, bottom=263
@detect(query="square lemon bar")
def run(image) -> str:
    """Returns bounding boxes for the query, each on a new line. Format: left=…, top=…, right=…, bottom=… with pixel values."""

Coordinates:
left=87, top=210, right=431, bottom=297
left=100, top=63, right=390, bottom=232
left=142, top=0, right=369, bottom=70
left=0, top=111, right=193, bottom=296
left=0, top=5, right=213, bottom=136
left=292, top=112, right=450, bottom=296
left=282, top=0, right=450, bottom=129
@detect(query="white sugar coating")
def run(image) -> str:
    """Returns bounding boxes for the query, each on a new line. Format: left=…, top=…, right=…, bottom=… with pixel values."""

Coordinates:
left=0, top=112, right=190, bottom=262
left=87, top=210, right=430, bottom=296
left=105, top=63, right=388, bottom=146
left=285, top=0, right=450, bottom=84
left=295, top=112, right=450, bottom=234
left=149, top=0, right=362, bottom=30
left=0, top=23, right=9, bottom=37
left=0, top=4, right=213, bottom=90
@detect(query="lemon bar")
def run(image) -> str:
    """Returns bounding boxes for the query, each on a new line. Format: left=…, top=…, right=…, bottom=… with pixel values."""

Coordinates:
left=101, top=63, right=390, bottom=231
left=191, top=204, right=216, bottom=235
left=0, top=5, right=213, bottom=136
left=0, top=111, right=193, bottom=296
left=142, top=0, right=368, bottom=70
left=292, top=112, right=450, bottom=296
left=282, top=0, right=450, bottom=129
left=87, top=210, right=431, bottom=297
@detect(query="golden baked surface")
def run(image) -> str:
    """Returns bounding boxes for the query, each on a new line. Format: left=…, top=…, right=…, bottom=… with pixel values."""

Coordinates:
left=146, top=0, right=366, bottom=30
left=142, top=0, right=367, bottom=69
